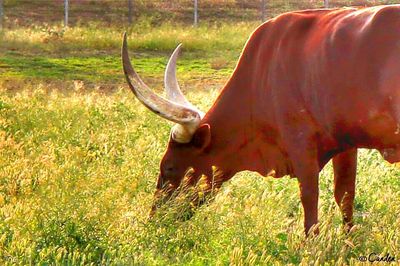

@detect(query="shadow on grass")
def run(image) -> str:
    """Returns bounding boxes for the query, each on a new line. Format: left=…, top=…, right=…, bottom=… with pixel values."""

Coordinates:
left=0, top=52, right=233, bottom=85
left=0, top=54, right=124, bottom=82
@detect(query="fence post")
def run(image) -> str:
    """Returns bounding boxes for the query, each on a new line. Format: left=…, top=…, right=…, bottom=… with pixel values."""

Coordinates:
left=0, top=0, right=3, bottom=30
left=194, top=0, right=198, bottom=26
left=324, top=0, right=329, bottom=8
left=64, top=0, right=69, bottom=27
left=128, top=0, right=133, bottom=25
left=261, top=0, right=266, bottom=22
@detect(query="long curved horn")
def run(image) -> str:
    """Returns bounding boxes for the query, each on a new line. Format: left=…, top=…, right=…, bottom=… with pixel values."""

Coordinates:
left=164, top=44, right=205, bottom=117
left=164, top=44, right=191, bottom=106
left=121, top=32, right=201, bottom=126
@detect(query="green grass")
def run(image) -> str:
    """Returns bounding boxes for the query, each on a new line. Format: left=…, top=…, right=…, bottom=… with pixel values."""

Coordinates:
left=1, top=22, right=254, bottom=54
left=0, top=53, right=232, bottom=83
left=0, top=23, right=248, bottom=86
left=0, top=87, right=399, bottom=265
left=1, top=1, right=400, bottom=264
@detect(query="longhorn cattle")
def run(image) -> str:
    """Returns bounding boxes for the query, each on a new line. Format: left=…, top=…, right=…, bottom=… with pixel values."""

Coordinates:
left=122, top=5, right=400, bottom=235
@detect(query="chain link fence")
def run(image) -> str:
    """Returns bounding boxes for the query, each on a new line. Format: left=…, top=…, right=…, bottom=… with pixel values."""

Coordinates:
left=1, top=0, right=400, bottom=29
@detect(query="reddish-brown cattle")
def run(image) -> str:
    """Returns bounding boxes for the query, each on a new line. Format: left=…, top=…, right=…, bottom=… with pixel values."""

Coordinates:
left=122, top=5, right=400, bottom=234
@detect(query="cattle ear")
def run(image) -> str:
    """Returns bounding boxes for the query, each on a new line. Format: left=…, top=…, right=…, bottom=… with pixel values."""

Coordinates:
left=192, top=124, right=211, bottom=151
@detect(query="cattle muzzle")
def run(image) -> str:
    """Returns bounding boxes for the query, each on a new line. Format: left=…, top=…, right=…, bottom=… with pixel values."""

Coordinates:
left=148, top=174, right=178, bottom=217
left=148, top=172, right=214, bottom=220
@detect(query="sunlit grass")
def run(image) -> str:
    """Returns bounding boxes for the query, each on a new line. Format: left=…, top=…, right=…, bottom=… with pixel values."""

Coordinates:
left=1, top=2, right=400, bottom=263
left=0, top=85, right=399, bottom=264
left=0, top=22, right=250, bottom=86
left=0, top=21, right=255, bottom=54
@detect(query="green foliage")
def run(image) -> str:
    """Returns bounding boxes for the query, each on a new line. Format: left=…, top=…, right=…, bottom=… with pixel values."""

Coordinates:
left=0, top=87, right=399, bottom=265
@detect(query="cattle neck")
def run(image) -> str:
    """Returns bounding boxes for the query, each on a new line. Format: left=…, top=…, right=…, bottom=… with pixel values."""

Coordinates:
left=200, top=64, right=289, bottom=179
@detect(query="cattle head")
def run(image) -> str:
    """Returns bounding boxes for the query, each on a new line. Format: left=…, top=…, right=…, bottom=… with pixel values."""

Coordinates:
left=121, top=33, right=218, bottom=214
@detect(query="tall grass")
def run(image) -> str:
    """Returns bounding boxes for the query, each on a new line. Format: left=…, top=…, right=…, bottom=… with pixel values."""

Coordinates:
left=0, top=22, right=251, bottom=86
left=1, top=21, right=255, bottom=55
left=1, top=2, right=400, bottom=264
left=0, top=86, right=399, bottom=264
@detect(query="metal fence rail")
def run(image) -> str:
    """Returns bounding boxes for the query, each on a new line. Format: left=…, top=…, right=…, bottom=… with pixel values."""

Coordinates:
left=0, top=0, right=3, bottom=30
left=1, top=0, right=399, bottom=29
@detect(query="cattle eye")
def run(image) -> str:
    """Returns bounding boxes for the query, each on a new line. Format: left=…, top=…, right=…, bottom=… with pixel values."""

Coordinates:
left=164, top=166, right=174, bottom=175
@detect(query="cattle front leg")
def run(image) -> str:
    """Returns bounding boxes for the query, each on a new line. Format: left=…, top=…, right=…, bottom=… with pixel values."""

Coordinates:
left=298, top=171, right=319, bottom=236
left=283, top=130, right=320, bottom=235
left=279, top=118, right=321, bottom=235
left=332, top=148, right=357, bottom=230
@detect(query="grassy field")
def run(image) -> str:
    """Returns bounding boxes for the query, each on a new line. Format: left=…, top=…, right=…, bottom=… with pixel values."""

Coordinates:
left=1, top=1, right=400, bottom=265
left=1, top=84, right=400, bottom=265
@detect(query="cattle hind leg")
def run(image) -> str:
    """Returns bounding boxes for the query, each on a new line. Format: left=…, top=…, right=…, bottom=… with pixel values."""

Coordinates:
left=378, top=96, right=400, bottom=163
left=332, top=148, right=357, bottom=230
